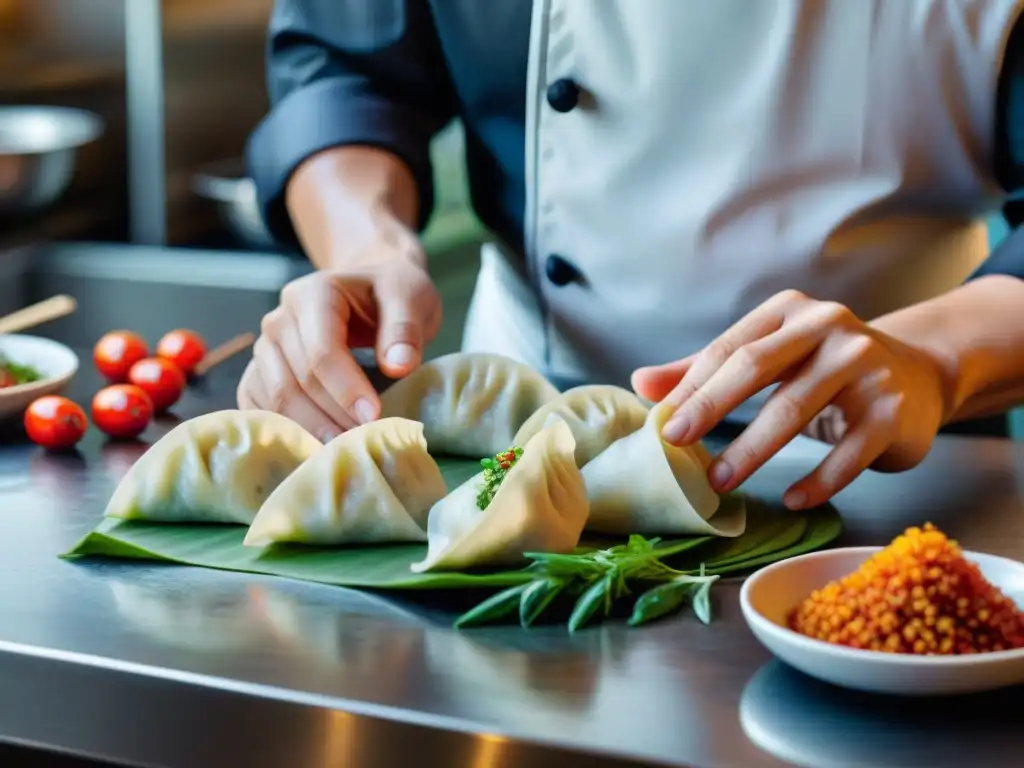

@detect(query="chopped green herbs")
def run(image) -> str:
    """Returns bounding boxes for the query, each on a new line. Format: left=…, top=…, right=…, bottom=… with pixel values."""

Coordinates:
left=475, top=445, right=524, bottom=510
left=0, top=353, right=43, bottom=386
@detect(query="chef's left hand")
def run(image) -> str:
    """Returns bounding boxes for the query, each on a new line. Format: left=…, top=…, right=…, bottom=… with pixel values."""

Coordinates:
left=631, top=290, right=952, bottom=510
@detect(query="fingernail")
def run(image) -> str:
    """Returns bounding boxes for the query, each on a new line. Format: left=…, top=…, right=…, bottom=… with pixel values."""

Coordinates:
left=385, top=343, right=417, bottom=369
left=662, top=414, right=691, bottom=443
left=320, top=429, right=340, bottom=444
left=710, top=461, right=733, bottom=490
left=353, top=398, right=376, bottom=425
left=784, top=490, right=808, bottom=510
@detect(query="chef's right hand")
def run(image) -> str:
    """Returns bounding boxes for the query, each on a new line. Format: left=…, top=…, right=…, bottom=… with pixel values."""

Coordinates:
left=237, top=247, right=441, bottom=442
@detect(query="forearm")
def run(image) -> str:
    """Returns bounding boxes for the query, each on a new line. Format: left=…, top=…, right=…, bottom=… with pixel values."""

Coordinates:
left=870, top=275, right=1024, bottom=423
left=285, top=146, right=422, bottom=270
left=247, top=0, right=457, bottom=251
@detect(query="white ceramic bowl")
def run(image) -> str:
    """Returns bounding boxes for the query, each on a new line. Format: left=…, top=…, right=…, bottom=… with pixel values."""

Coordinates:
left=740, top=546, right=1024, bottom=696
left=0, top=334, right=79, bottom=420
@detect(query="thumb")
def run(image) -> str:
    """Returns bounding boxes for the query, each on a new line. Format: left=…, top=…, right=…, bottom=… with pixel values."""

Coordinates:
left=631, top=355, right=696, bottom=402
left=373, top=268, right=437, bottom=378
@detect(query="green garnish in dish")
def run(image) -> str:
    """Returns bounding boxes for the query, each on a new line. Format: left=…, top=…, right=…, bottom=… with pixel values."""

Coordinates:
left=475, top=445, right=524, bottom=510
left=0, top=353, right=43, bottom=386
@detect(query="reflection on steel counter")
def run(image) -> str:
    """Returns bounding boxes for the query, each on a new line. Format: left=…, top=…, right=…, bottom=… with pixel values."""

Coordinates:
left=740, top=661, right=1024, bottom=768
left=109, top=576, right=270, bottom=653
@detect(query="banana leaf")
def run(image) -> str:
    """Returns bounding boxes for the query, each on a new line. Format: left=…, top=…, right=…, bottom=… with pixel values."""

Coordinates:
left=62, top=456, right=843, bottom=590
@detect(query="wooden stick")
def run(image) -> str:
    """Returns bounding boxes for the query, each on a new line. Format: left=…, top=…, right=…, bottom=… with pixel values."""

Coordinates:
left=193, top=332, right=256, bottom=377
left=0, top=295, right=77, bottom=335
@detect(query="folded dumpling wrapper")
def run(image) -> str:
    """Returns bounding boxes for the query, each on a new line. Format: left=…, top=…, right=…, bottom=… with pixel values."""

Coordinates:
left=412, top=418, right=589, bottom=572
left=378, top=351, right=560, bottom=457
left=582, top=404, right=746, bottom=537
left=104, top=409, right=323, bottom=525
left=245, top=417, right=447, bottom=547
left=512, top=384, right=649, bottom=468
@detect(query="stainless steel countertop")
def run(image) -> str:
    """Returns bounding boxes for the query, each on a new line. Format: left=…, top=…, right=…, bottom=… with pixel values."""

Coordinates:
left=2, top=354, right=1024, bottom=767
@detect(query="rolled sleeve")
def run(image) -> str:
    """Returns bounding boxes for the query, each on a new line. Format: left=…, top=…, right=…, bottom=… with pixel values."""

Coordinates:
left=996, top=6, right=1024, bottom=202
left=247, top=0, right=458, bottom=244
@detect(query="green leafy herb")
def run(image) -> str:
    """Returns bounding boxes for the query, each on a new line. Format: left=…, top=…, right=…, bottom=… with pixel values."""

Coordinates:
left=691, top=578, right=715, bottom=624
left=475, top=445, right=524, bottom=510
left=0, top=354, right=42, bottom=385
left=453, top=583, right=531, bottom=628
left=518, top=577, right=567, bottom=628
left=457, top=534, right=727, bottom=632
left=568, top=571, right=618, bottom=632
left=628, top=578, right=703, bottom=626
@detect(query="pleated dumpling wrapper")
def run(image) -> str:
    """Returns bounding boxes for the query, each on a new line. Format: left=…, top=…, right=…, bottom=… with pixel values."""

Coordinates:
left=244, top=417, right=446, bottom=547
left=378, top=351, right=560, bottom=458
left=104, top=409, right=323, bottom=525
left=512, top=384, right=649, bottom=468
left=581, top=403, right=747, bottom=537
left=411, top=418, right=589, bottom=573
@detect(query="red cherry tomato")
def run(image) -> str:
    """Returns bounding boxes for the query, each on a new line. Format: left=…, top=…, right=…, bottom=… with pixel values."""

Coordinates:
left=91, top=384, right=154, bottom=439
left=156, top=329, right=207, bottom=376
left=127, top=357, right=186, bottom=412
left=24, top=396, right=88, bottom=451
left=94, top=331, right=149, bottom=382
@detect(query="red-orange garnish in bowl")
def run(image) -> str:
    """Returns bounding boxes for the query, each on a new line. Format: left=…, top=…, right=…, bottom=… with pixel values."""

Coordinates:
left=788, top=524, right=1024, bottom=655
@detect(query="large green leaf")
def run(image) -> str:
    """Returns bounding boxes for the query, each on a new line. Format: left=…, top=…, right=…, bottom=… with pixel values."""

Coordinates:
left=62, top=455, right=843, bottom=590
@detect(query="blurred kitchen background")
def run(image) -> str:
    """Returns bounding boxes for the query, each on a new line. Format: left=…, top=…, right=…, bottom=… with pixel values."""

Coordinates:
left=0, top=0, right=485, bottom=358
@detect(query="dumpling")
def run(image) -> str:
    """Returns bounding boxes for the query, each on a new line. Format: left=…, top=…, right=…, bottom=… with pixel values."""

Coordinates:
left=378, top=352, right=560, bottom=457
left=581, top=404, right=746, bottom=537
left=412, top=418, right=589, bottom=572
left=244, top=417, right=446, bottom=547
left=512, top=384, right=649, bottom=468
left=104, top=409, right=322, bottom=525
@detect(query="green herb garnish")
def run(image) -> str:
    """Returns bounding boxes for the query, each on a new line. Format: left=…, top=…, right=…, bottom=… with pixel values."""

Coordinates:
left=454, top=534, right=720, bottom=631
left=0, top=354, right=42, bottom=385
left=475, top=445, right=524, bottom=510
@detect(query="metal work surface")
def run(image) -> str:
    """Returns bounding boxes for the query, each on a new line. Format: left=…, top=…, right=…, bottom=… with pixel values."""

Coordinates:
left=2, top=276, right=1024, bottom=766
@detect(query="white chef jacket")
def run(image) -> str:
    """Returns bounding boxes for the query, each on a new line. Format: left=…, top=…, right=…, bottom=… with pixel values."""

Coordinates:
left=460, top=0, right=1020, bottom=416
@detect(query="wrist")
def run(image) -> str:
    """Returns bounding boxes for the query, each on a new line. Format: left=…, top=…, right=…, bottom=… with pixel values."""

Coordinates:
left=286, top=146, right=422, bottom=270
left=870, top=276, right=1018, bottom=424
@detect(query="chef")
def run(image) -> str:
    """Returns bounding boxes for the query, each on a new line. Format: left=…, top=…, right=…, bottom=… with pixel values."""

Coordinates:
left=240, top=0, right=1024, bottom=508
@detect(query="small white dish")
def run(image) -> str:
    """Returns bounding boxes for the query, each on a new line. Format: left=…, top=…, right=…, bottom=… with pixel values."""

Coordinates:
left=0, top=334, right=79, bottom=420
left=740, top=546, right=1024, bottom=696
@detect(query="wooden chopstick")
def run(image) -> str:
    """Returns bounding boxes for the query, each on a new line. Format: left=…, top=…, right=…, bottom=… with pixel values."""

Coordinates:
left=0, top=295, right=77, bottom=335
left=193, top=332, right=256, bottom=377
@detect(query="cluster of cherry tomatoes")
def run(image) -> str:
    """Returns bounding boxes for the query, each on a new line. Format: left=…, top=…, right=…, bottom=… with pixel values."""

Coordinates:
left=24, top=329, right=208, bottom=452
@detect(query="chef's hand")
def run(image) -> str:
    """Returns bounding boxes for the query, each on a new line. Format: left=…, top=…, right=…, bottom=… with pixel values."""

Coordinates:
left=237, top=242, right=441, bottom=442
left=631, top=290, right=951, bottom=509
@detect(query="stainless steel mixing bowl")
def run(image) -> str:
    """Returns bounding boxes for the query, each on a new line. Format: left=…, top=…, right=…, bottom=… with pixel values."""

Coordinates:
left=0, top=106, right=105, bottom=217
left=192, top=159, right=278, bottom=252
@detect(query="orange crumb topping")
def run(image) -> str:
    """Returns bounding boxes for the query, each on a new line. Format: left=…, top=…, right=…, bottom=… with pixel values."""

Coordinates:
left=788, top=524, right=1024, bottom=655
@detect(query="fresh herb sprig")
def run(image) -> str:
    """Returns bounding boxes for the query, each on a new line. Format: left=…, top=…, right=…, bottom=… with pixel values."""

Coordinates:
left=454, top=534, right=719, bottom=631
